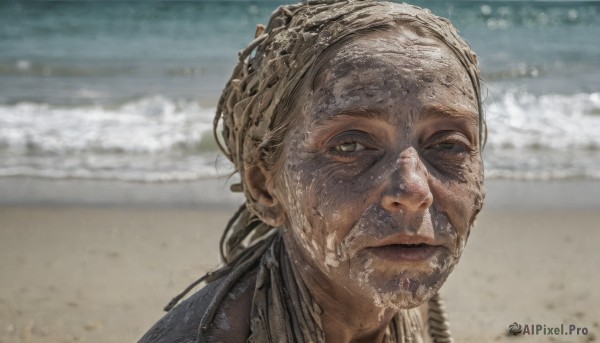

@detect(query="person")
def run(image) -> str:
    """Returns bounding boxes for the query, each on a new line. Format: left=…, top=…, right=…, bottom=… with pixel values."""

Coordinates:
left=139, top=0, right=485, bottom=342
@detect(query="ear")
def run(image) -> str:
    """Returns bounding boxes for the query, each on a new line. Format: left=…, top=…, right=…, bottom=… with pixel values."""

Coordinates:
left=243, top=163, right=286, bottom=227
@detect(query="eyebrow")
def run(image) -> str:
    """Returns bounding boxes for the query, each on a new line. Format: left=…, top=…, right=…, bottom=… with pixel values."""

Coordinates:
left=313, top=106, right=390, bottom=126
left=420, top=104, right=479, bottom=126
left=313, top=104, right=479, bottom=129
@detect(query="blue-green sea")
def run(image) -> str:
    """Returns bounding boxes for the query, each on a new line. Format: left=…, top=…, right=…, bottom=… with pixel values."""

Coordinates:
left=1, top=1, right=599, bottom=181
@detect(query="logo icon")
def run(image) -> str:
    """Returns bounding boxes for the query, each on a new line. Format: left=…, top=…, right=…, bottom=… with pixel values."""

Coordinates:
left=509, top=322, right=523, bottom=335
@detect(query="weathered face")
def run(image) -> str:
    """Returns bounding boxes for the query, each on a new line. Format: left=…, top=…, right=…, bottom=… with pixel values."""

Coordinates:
left=274, top=27, right=484, bottom=310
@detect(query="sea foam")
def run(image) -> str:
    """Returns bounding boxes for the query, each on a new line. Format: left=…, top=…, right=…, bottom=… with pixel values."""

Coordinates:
left=1, top=92, right=599, bottom=182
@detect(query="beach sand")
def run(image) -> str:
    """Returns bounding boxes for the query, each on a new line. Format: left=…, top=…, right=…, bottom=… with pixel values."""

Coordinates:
left=0, top=179, right=599, bottom=342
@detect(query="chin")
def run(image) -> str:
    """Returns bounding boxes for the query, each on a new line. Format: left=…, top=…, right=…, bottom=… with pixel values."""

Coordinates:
left=357, top=261, right=457, bottom=310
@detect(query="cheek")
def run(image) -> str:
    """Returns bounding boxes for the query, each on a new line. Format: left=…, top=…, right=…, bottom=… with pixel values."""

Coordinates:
left=431, top=157, right=484, bottom=249
left=280, top=165, right=320, bottom=263
left=280, top=155, right=340, bottom=269
left=281, top=152, right=381, bottom=270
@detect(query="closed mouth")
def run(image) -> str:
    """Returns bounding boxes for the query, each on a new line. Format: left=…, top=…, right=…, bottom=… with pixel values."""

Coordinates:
left=366, top=243, right=440, bottom=262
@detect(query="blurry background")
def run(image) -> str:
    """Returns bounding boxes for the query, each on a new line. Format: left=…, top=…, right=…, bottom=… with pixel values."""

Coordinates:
left=0, top=1, right=599, bottom=343
left=1, top=0, right=599, bottom=185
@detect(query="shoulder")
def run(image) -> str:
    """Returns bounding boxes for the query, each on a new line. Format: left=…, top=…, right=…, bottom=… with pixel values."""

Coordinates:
left=138, top=271, right=257, bottom=343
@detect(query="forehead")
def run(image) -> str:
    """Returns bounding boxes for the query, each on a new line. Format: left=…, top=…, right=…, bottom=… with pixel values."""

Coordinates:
left=314, top=27, right=470, bottom=92
left=303, top=27, right=478, bottom=125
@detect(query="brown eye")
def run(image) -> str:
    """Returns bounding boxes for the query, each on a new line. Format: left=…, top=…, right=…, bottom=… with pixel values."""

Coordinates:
left=424, top=131, right=474, bottom=156
left=335, top=142, right=366, bottom=153
left=435, top=142, right=458, bottom=150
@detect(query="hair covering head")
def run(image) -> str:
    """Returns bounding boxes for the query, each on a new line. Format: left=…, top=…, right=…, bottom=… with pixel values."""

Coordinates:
left=214, top=0, right=482, bottom=222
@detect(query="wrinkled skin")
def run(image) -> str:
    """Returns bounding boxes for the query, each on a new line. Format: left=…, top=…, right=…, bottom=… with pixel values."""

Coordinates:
left=265, top=27, right=485, bottom=342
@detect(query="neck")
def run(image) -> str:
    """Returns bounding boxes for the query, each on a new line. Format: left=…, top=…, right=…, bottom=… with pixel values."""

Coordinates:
left=282, top=234, right=399, bottom=343
left=318, top=293, right=396, bottom=343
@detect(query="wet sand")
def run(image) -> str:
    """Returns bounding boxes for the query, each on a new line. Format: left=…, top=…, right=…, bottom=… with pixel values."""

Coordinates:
left=0, top=179, right=598, bottom=342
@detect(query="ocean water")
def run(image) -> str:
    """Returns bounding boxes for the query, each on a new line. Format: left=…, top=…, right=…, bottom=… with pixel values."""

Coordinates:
left=1, top=1, right=599, bottom=182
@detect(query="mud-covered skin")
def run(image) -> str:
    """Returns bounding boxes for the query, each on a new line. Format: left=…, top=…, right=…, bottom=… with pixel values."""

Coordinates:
left=273, top=28, right=484, bottom=341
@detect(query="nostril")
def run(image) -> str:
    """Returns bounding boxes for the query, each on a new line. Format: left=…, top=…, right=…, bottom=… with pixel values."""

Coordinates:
left=381, top=187, right=432, bottom=213
left=418, top=195, right=433, bottom=211
left=389, top=200, right=405, bottom=212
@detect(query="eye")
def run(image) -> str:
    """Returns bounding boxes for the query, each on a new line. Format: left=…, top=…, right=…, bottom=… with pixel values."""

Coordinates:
left=325, top=130, right=380, bottom=162
left=432, top=141, right=464, bottom=152
left=335, top=141, right=366, bottom=153
left=422, top=131, right=475, bottom=158
left=422, top=132, right=477, bottom=179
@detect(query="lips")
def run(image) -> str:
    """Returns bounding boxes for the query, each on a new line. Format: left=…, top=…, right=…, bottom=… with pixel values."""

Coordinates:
left=366, top=243, right=440, bottom=262
left=364, top=233, right=444, bottom=262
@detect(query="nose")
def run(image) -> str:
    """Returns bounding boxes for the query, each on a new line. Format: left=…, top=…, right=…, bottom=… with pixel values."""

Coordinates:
left=381, top=148, right=433, bottom=213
